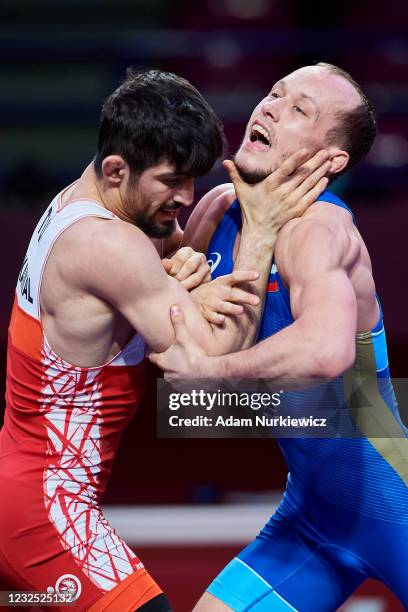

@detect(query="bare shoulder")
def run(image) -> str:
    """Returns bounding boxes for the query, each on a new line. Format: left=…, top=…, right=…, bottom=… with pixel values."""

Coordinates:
left=195, top=183, right=236, bottom=215
left=276, top=201, right=361, bottom=280
left=59, top=215, right=153, bottom=254
left=183, top=183, right=236, bottom=252
left=51, top=215, right=158, bottom=289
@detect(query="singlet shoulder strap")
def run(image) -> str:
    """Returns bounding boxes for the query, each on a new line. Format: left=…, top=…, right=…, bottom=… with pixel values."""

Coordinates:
left=16, top=197, right=117, bottom=321
left=317, top=189, right=355, bottom=222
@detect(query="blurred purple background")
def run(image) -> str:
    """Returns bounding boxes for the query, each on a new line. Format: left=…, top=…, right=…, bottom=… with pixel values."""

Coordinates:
left=0, top=2, right=407, bottom=608
left=1, top=0, right=407, bottom=499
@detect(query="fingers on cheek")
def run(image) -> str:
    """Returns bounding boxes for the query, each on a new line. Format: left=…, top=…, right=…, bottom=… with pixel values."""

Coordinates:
left=297, top=166, right=310, bottom=179
left=273, top=186, right=288, bottom=203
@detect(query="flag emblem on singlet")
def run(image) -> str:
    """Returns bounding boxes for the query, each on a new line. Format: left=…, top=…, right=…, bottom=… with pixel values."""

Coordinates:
left=267, top=263, right=279, bottom=292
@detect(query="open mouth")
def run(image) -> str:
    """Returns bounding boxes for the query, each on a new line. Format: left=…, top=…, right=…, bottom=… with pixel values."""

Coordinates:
left=250, top=123, right=271, bottom=147
left=159, top=207, right=180, bottom=219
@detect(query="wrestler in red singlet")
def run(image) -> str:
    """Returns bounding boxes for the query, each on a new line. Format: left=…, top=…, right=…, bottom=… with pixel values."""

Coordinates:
left=0, top=68, right=230, bottom=612
left=0, top=193, right=161, bottom=611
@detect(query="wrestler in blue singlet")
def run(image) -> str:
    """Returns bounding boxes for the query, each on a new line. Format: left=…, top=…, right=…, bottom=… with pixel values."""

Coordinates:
left=205, top=191, right=408, bottom=611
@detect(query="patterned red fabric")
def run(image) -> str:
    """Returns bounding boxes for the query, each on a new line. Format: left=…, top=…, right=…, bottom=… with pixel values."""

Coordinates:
left=0, top=195, right=153, bottom=610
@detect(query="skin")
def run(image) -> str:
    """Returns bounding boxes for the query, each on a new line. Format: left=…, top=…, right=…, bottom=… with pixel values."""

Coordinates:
left=41, top=160, right=237, bottom=366
left=150, top=65, right=379, bottom=380
left=148, top=68, right=379, bottom=609
left=234, top=64, right=360, bottom=181
left=41, top=152, right=311, bottom=368
left=36, top=72, right=378, bottom=612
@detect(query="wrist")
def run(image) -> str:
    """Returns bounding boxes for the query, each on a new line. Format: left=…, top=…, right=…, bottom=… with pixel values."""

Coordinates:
left=196, top=355, right=220, bottom=379
left=241, top=227, right=278, bottom=252
left=241, top=224, right=278, bottom=246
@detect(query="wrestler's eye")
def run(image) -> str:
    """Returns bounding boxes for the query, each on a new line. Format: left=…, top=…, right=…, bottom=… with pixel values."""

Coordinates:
left=270, top=92, right=280, bottom=99
left=294, top=105, right=306, bottom=115
left=161, top=177, right=183, bottom=188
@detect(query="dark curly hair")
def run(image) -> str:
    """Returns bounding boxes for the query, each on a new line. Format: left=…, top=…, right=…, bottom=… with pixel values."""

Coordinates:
left=94, top=69, right=225, bottom=180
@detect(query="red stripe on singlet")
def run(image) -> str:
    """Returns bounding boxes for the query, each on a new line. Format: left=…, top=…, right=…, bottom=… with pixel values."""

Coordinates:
left=267, top=280, right=278, bottom=292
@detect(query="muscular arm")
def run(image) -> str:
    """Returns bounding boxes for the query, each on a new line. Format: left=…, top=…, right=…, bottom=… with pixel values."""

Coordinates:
left=199, top=219, right=359, bottom=379
left=182, top=151, right=332, bottom=349
left=80, top=219, right=253, bottom=355
left=182, top=182, right=275, bottom=347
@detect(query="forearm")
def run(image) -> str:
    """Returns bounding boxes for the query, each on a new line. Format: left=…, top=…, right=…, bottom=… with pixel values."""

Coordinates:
left=231, top=225, right=276, bottom=347
left=206, top=268, right=357, bottom=377
left=207, top=226, right=276, bottom=353
left=137, top=278, right=258, bottom=357
left=201, top=321, right=328, bottom=378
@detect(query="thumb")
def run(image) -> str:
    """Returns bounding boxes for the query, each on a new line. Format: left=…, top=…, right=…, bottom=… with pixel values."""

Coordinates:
left=222, top=160, right=243, bottom=188
left=148, top=352, right=159, bottom=366
left=162, top=258, right=173, bottom=273
left=170, top=304, right=190, bottom=345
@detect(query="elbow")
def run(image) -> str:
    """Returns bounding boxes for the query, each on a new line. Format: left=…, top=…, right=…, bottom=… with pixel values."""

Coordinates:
left=312, top=342, right=355, bottom=379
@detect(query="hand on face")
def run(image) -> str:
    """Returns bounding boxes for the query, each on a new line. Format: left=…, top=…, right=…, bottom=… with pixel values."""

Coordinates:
left=223, top=148, right=331, bottom=238
left=149, top=305, right=210, bottom=382
left=190, top=270, right=260, bottom=325
left=162, top=246, right=212, bottom=290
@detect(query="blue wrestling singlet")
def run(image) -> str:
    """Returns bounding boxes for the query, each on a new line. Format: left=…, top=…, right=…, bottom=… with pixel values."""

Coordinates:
left=205, top=191, right=408, bottom=611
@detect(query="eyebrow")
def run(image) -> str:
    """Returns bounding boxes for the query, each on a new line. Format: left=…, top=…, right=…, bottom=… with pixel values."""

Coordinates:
left=156, top=172, right=186, bottom=180
left=274, top=80, right=320, bottom=120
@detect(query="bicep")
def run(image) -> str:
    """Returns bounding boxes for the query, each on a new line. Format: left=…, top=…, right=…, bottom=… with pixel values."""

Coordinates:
left=286, top=220, right=358, bottom=342
left=86, top=229, right=213, bottom=353
left=121, top=273, right=213, bottom=353
left=290, top=268, right=357, bottom=340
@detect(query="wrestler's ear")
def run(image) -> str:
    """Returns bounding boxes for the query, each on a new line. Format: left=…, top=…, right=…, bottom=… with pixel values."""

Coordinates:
left=327, top=148, right=350, bottom=178
left=101, top=155, right=128, bottom=186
